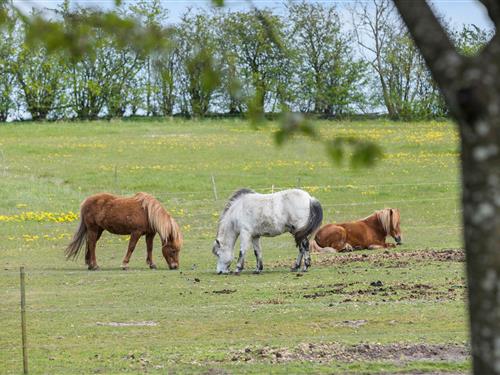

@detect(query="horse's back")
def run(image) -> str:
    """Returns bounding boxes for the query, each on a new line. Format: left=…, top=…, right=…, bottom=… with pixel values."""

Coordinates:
left=233, top=188, right=314, bottom=236
left=337, top=221, right=378, bottom=248
left=80, top=192, right=149, bottom=234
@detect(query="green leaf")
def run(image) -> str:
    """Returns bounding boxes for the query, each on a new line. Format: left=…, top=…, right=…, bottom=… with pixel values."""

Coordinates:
left=211, top=0, right=224, bottom=7
left=351, top=141, right=383, bottom=168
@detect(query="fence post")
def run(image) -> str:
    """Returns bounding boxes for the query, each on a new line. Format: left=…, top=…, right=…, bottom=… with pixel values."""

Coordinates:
left=211, top=175, right=218, bottom=201
left=297, top=177, right=301, bottom=189
left=20, top=266, right=28, bottom=374
left=271, top=184, right=274, bottom=193
left=0, top=149, right=6, bottom=177
left=114, top=165, right=118, bottom=190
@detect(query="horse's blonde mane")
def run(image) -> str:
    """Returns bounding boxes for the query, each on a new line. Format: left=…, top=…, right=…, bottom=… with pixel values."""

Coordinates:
left=133, top=193, right=183, bottom=249
left=373, top=208, right=400, bottom=235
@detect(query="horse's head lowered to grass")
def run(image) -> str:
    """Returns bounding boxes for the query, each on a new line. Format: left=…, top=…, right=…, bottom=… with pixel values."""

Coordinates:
left=160, top=224, right=183, bottom=270
left=212, top=238, right=233, bottom=274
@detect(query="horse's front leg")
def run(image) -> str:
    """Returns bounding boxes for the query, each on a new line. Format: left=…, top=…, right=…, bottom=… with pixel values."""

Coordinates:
left=145, top=233, right=157, bottom=269
left=235, top=232, right=251, bottom=274
left=252, top=236, right=263, bottom=274
left=121, top=232, right=142, bottom=270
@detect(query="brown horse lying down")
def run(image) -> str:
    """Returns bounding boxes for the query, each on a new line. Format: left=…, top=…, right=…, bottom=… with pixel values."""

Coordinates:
left=310, top=208, right=402, bottom=253
left=65, top=192, right=183, bottom=270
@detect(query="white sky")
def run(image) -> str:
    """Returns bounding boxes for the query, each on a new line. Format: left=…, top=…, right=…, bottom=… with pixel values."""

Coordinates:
left=11, top=0, right=495, bottom=30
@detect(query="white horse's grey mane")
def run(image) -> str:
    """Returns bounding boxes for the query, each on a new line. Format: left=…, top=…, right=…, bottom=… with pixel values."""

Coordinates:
left=218, top=188, right=255, bottom=229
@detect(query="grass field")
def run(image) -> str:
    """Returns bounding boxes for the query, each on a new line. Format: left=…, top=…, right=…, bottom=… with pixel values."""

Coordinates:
left=0, top=118, right=467, bottom=374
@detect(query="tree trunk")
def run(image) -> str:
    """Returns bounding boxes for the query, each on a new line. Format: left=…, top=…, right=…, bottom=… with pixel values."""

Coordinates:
left=392, top=1, right=500, bottom=373
left=459, top=111, right=500, bottom=373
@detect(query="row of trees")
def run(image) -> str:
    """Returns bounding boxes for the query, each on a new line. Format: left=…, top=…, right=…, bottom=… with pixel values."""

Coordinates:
left=0, top=0, right=491, bottom=121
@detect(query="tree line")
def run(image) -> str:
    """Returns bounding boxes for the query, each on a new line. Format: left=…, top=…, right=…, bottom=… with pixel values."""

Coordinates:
left=0, top=0, right=491, bottom=122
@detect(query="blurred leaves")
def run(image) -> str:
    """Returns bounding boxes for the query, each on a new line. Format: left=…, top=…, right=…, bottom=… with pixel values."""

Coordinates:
left=211, top=0, right=225, bottom=8
left=275, top=116, right=383, bottom=168
left=326, top=137, right=383, bottom=168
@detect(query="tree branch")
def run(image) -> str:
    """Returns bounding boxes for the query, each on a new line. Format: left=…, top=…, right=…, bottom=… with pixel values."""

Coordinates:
left=392, top=0, right=464, bottom=92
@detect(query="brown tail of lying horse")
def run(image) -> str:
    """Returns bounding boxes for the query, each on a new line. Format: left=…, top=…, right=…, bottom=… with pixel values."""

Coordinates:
left=65, top=217, right=87, bottom=260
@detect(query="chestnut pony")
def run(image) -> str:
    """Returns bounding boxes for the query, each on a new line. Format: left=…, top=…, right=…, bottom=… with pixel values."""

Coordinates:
left=310, top=208, right=402, bottom=252
left=65, top=192, right=183, bottom=270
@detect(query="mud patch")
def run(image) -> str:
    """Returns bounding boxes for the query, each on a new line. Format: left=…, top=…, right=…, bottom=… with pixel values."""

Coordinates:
left=302, top=282, right=465, bottom=301
left=212, top=289, right=237, bottom=294
left=230, top=342, right=469, bottom=364
left=97, top=321, right=157, bottom=327
left=272, top=249, right=464, bottom=269
left=335, top=320, right=367, bottom=328
left=252, top=298, right=285, bottom=305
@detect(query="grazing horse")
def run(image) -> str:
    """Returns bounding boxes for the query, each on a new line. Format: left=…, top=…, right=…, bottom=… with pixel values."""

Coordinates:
left=310, top=208, right=402, bottom=253
left=212, top=188, right=323, bottom=274
left=65, top=192, right=183, bottom=270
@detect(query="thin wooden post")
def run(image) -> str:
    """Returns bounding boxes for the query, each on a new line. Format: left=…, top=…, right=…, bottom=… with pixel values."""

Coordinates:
left=211, top=175, right=218, bottom=201
left=20, top=266, right=28, bottom=374
left=0, top=149, right=6, bottom=177
left=114, top=165, right=118, bottom=189
left=271, top=184, right=274, bottom=193
left=297, top=177, right=301, bottom=189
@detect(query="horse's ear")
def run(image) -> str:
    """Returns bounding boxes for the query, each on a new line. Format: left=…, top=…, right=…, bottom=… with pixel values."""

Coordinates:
left=216, top=239, right=220, bottom=246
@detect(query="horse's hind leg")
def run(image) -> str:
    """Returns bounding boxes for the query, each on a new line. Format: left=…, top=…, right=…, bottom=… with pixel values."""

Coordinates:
left=252, top=236, right=263, bottom=274
left=145, top=233, right=157, bottom=269
left=301, top=238, right=311, bottom=272
left=121, top=232, right=141, bottom=270
left=291, top=245, right=304, bottom=272
left=235, top=232, right=251, bottom=274
left=291, top=238, right=311, bottom=272
left=86, top=228, right=101, bottom=271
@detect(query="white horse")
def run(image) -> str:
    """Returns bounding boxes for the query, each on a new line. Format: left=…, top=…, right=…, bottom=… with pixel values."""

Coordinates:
left=212, top=188, right=323, bottom=274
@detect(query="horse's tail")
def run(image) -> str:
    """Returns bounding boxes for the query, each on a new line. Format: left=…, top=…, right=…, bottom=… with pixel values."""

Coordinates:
left=65, top=216, right=87, bottom=260
left=294, top=198, right=323, bottom=246
left=309, top=238, right=337, bottom=253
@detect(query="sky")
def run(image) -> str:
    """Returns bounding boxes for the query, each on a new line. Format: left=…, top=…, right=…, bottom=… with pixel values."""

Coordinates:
left=11, top=0, right=495, bottom=31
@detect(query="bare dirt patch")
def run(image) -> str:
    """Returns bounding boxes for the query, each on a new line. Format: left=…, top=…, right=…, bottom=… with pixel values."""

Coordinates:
left=271, top=249, right=464, bottom=269
left=302, top=281, right=465, bottom=302
left=230, top=342, right=469, bottom=364
left=212, top=289, right=237, bottom=295
left=96, top=321, right=157, bottom=327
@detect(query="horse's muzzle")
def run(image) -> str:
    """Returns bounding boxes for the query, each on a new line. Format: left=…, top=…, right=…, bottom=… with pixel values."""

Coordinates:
left=169, top=263, right=179, bottom=270
left=395, top=236, right=402, bottom=245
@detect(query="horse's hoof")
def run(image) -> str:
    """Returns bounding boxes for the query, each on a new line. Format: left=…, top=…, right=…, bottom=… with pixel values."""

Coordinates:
left=122, top=266, right=129, bottom=271
left=290, top=267, right=299, bottom=272
left=234, top=271, right=241, bottom=276
left=88, top=265, right=100, bottom=271
left=149, top=264, right=157, bottom=270
left=252, top=270, right=262, bottom=275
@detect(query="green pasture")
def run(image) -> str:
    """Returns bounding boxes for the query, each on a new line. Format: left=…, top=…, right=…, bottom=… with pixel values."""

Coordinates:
left=0, top=119, right=467, bottom=373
